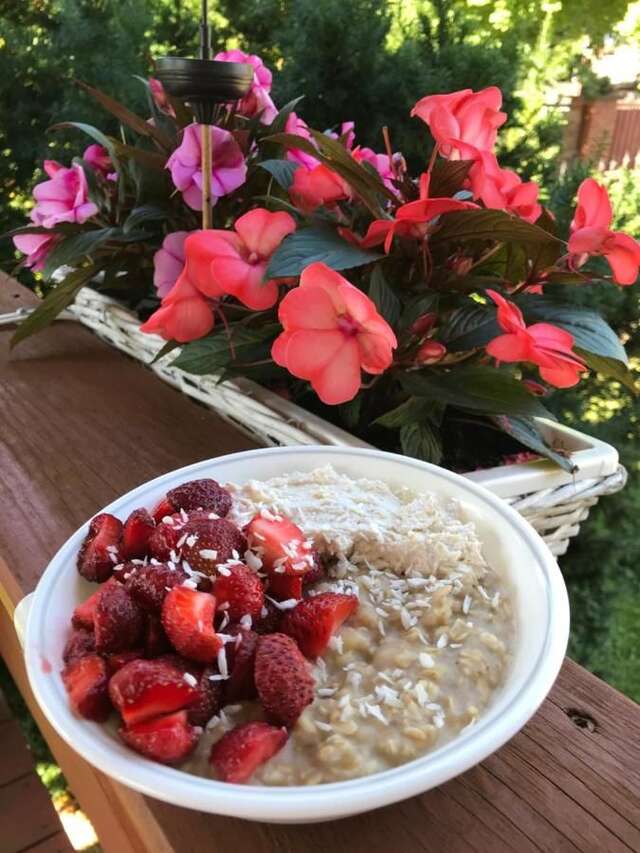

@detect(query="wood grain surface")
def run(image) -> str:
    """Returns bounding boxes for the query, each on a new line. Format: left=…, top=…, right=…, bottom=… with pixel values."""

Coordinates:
left=0, top=276, right=638, bottom=853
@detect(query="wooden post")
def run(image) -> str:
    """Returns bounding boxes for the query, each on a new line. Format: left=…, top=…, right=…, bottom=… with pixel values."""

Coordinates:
left=201, top=123, right=212, bottom=229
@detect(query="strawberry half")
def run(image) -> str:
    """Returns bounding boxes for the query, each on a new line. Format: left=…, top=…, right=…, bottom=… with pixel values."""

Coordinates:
left=167, top=478, right=232, bottom=517
left=62, top=628, right=96, bottom=665
left=106, top=649, right=144, bottom=675
left=213, top=564, right=264, bottom=621
left=253, top=600, right=283, bottom=635
left=254, top=633, right=314, bottom=728
left=209, top=721, right=287, bottom=783
left=121, top=509, right=155, bottom=560
left=267, top=574, right=302, bottom=602
left=148, top=517, right=182, bottom=562
left=119, top=710, right=199, bottom=765
left=125, top=563, right=187, bottom=612
left=94, top=580, right=144, bottom=654
left=281, top=592, right=358, bottom=658
left=161, top=587, right=222, bottom=662
left=77, top=513, right=123, bottom=582
left=245, top=513, right=316, bottom=579
left=108, top=658, right=199, bottom=727
left=179, top=518, right=247, bottom=577
left=225, top=628, right=258, bottom=701
left=143, top=613, right=172, bottom=658
left=186, top=665, right=224, bottom=727
left=151, top=496, right=175, bottom=524
left=62, top=654, right=111, bottom=721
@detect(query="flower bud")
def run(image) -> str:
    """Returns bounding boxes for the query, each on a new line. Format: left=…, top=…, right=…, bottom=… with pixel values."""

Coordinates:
left=416, top=340, right=446, bottom=365
left=450, top=255, right=473, bottom=276
left=410, top=312, right=437, bottom=337
left=522, top=379, right=548, bottom=396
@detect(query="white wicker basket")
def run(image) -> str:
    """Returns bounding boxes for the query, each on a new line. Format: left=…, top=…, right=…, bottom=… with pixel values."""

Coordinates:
left=8, top=287, right=626, bottom=556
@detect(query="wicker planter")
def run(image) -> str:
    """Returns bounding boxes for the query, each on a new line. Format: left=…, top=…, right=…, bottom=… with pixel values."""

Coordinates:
left=46, top=288, right=626, bottom=556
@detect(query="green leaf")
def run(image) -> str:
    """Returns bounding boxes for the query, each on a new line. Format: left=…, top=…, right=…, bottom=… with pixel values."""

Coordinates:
left=10, top=263, right=102, bottom=348
left=576, top=349, right=638, bottom=393
left=375, top=396, right=427, bottom=428
left=150, top=339, right=180, bottom=365
left=50, top=122, right=122, bottom=174
left=399, top=292, right=439, bottom=330
left=266, top=224, right=381, bottom=278
left=401, top=366, right=553, bottom=418
left=400, top=421, right=443, bottom=465
left=440, top=303, right=498, bottom=351
left=339, top=396, right=363, bottom=430
left=491, top=415, right=576, bottom=473
left=259, top=159, right=300, bottom=190
left=429, top=160, right=473, bottom=198
left=123, top=205, right=169, bottom=234
left=368, top=266, right=400, bottom=326
left=432, top=209, right=563, bottom=247
left=77, top=81, right=173, bottom=150
left=2, top=222, right=86, bottom=240
left=171, top=326, right=279, bottom=376
left=112, top=141, right=168, bottom=171
left=41, top=228, right=119, bottom=280
left=267, top=96, right=306, bottom=134
left=517, top=296, right=628, bottom=363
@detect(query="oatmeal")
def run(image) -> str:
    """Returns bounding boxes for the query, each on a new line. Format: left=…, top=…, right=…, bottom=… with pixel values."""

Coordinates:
left=189, top=466, right=513, bottom=785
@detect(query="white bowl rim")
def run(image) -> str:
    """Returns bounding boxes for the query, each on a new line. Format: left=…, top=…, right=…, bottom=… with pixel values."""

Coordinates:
left=25, top=445, right=569, bottom=822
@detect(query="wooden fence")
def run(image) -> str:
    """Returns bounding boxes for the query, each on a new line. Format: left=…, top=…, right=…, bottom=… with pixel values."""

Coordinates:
left=562, top=94, right=640, bottom=169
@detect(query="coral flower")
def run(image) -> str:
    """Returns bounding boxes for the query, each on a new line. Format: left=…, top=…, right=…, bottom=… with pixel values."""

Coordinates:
left=31, top=160, right=98, bottom=228
left=167, top=123, right=247, bottom=211
left=215, top=50, right=277, bottom=124
left=272, top=262, right=397, bottom=404
left=153, top=231, right=190, bottom=298
left=141, top=269, right=214, bottom=343
left=411, top=88, right=506, bottom=161
left=289, top=164, right=351, bottom=213
left=486, top=290, right=586, bottom=388
left=179, top=209, right=296, bottom=310
left=568, top=178, right=640, bottom=285
left=357, top=172, right=476, bottom=253
left=469, top=153, right=541, bottom=223
left=13, top=231, right=58, bottom=271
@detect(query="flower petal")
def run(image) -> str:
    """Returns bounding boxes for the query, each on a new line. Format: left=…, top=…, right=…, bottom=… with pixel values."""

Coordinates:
left=278, top=283, right=338, bottom=331
left=234, top=208, right=296, bottom=257
left=312, top=339, right=362, bottom=405
left=486, top=332, right=531, bottom=362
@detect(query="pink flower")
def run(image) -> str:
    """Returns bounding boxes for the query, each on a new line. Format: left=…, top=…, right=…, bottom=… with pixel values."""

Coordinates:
left=13, top=231, right=58, bottom=272
left=166, top=123, right=247, bottom=211
left=352, top=146, right=397, bottom=193
left=289, top=164, right=351, bottom=213
left=357, top=172, right=476, bottom=253
left=327, top=121, right=356, bottom=150
left=83, top=144, right=117, bottom=182
left=411, top=88, right=506, bottom=161
left=153, top=231, right=190, bottom=298
left=31, top=161, right=98, bottom=228
left=485, top=290, right=586, bottom=388
left=149, top=77, right=176, bottom=117
left=214, top=50, right=277, bottom=124
left=469, top=153, right=541, bottom=223
left=272, top=262, right=397, bottom=404
left=140, top=268, right=214, bottom=343
left=568, top=178, right=640, bottom=285
left=180, top=209, right=296, bottom=310
left=284, top=113, right=320, bottom=170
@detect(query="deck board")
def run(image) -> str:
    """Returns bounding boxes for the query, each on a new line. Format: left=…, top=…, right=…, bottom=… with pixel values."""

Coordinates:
left=0, top=275, right=639, bottom=853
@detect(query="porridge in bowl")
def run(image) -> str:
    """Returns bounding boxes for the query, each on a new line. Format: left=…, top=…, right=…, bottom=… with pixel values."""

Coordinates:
left=60, top=466, right=513, bottom=786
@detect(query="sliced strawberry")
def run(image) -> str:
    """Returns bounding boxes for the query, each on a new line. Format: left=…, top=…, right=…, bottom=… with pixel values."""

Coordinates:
left=161, top=587, right=222, bottom=662
left=62, top=654, right=111, bottom=721
left=148, top=518, right=182, bottom=562
left=179, top=518, right=247, bottom=577
left=77, top=513, right=123, bottom=583
left=213, top=564, right=264, bottom=621
left=167, top=478, right=232, bottom=517
left=225, top=628, right=258, bottom=701
left=209, top=721, right=287, bottom=783
left=119, top=710, right=199, bottom=765
left=106, top=649, right=143, bottom=674
left=302, top=550, right=325, bottom=586
left=121, top=509, right=155, bottom=560
left=143, top=613, right=172, bottom=658
left=125, top=563, right=187, bottom=612
left=62, top=628, right=96, bottom=665
left=254, top=633, right=314, bottom=728
left=94, top=580, right=144, bottom=654
left=109, top=658, right=199, bottom=726
left=253, top=600, right=283, bottom=635
left=187, top=665, right=224, bottom=727
left=267, top=574, right=302, bottom=602
left=245, top=513, right=316, bottom=579
left=151, top=496, right=175, bottom=524
left=281, top=592, right=358, bottom=658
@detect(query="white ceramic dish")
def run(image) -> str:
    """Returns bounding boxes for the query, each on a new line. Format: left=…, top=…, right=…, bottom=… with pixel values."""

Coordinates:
left=21, top=446, right=569, bottom=823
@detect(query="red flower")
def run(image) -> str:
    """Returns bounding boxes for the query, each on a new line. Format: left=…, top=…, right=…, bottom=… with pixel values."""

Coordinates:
left=568, top=179, right=640, bottom=285
left=485, top=290, right=587, bottom=388
left=411, top=88, right=506, bottom=160
left=272, top=262, right=397, bottom=404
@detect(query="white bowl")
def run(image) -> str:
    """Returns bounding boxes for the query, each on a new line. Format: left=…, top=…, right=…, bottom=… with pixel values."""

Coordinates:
left=22, top=446, right=569, bottom=823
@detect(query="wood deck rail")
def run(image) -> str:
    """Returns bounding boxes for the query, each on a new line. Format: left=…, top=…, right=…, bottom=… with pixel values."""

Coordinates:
left=1, top=274, right=639, bottom=853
